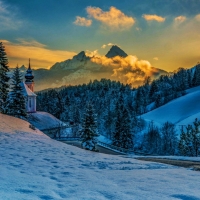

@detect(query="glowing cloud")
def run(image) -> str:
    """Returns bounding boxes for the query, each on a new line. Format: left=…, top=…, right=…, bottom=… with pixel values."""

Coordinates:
left=74, top=16, right=92, bottom=27
left=174, top=16, right=186, bottom=23
left=86, top=6, right=135, bottom=30
left=153, top=57, right=159, bottom=61
left=101, top=43, right=116, bottom=49
left=85, top=49, right=98, bottom=57
left=2, top=40, right=76, bottom=69
left=90, top=55, right=160, bottom=86
left=0, top=1, right=22, bottom=31
left=195, top=14, right=200, bottom=21
left=142, top=14, right=165, bottom=22
left=101, top=44, right=106, bottom=48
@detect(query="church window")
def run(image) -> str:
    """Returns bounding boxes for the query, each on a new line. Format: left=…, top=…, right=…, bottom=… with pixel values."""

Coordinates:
left=29, top=98, right=31, bottom=108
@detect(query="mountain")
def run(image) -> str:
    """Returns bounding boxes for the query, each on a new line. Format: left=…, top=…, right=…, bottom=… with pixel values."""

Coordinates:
left=11, top=45, right=167, bottom=91
left=105, top=45, right=128, bottom=58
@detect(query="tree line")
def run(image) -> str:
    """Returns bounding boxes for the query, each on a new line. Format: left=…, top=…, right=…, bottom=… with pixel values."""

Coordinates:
left=0, top=42, right=26, bottom=118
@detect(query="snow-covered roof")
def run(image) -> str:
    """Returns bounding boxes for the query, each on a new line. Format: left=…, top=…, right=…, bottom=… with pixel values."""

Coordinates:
left=21, top=82, right=37, bottom=97
left=28, top=111, right=65, bottom=130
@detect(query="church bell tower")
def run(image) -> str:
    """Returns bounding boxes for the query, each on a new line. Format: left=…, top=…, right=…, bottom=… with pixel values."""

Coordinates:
left=25, top=58, right=34, bottom=92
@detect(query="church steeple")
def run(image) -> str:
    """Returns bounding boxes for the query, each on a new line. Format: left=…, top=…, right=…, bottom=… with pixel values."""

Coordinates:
left=25, top=59, right=34, bottom=92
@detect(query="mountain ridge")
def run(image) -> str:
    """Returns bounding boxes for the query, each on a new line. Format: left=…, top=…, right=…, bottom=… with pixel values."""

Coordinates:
left=11, top=45, right=168, bottom=91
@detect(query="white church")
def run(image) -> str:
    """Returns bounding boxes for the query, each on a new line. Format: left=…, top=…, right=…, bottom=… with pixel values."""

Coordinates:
left=21, top=59, right=37, bottom=113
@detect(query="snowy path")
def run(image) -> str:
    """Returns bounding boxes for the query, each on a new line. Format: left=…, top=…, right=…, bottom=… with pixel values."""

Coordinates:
left=62, top=141, right=123, bottom=155
left=136, top=157, right=200, bottom=170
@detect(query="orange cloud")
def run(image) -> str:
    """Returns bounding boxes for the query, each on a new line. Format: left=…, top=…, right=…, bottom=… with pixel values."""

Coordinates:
left=153, top=57, right=158, bottom=61
left=195, top=14, right=200, bottom=21
left=74, top=16, right=92, bottom=27
left=101, top=44, right=106, bottom=48
left=174, top=16, right=186, bottom=23
left=91, top=55, right=159, bottom=86
left=2, top=40, right=76, bottom=69
left=86, top=6, right=135, bottom=30
left=101, top=43, right=117, bottom=49
left=142, top=14, right=165, bottom=22
left=85, top=49, right=99, bottom=57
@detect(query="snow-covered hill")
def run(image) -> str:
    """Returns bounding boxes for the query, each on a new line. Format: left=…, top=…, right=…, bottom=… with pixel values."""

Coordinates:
left=1, top=114, right=200, bottom=199
left=142, top=86, right=200, bottom=127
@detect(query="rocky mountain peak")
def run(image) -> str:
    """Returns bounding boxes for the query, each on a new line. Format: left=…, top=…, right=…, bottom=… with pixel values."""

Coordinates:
left=105, top=45, right=128, bottom=58
left=73, top=51, right=88, bottom=61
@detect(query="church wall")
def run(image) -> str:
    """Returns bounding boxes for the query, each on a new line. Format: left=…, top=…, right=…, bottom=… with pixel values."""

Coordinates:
left=26, top=96, right=36, bottom=113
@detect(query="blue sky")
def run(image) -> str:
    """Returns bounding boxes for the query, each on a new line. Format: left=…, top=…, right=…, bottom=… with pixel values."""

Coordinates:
left=1, top=0, right=200, bottom=70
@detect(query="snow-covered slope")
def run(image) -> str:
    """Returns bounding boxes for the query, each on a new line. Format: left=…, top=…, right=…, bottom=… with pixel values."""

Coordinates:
left=1, top=114, right=200, bottom=199
left=0, top=113, right=44, bottom=135
left=142, top=86, right=200, bottom=126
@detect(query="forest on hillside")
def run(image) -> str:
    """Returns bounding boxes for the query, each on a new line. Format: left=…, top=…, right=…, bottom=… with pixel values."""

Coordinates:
left=36, top=64, right=200, bottom=155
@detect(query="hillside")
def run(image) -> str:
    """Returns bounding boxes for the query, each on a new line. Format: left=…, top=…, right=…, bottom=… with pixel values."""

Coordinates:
left=142, top=86, right=200, bottom=127
left=1, top=114, right=200, bottom=199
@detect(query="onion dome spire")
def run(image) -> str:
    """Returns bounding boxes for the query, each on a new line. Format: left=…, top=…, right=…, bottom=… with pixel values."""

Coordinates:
left=25, top=58, right=34, bottom=83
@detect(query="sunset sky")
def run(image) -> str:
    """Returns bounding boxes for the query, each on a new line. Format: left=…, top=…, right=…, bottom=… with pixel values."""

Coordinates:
left=1, top=0, right=200, bottom=71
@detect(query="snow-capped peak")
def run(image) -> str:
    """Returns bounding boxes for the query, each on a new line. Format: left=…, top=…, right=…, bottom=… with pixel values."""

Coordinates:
left=73, top=51, right=88, bottom=61
left=105, top=45, right=128, bottom=58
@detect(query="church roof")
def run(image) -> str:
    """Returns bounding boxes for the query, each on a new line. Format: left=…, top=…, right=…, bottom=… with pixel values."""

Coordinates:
left=25, top=59, right=34, bottom=83
left=21, top=82, right=37, bottom=97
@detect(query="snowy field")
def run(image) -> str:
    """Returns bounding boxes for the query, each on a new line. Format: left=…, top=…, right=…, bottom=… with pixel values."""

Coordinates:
left=1, top=114, right=200, bottom=200
left=142, top=85, right=200, bottom=127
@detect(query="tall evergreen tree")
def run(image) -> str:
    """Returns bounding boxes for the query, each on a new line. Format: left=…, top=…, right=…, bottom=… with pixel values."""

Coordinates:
left=149, top=80, right=158, bottom=101
left=161, top=122, right=177, bottom=155
left=0, top=42, right=10, bottom=114
left=192, top=63, right=200, bottom=86
left=80, top=103, right=99, bottom=151
left=178, top=118, right=200, bottom=157
left=144, top=121, right=161, bottom=154
left=187, top=69, right=193, bottom=88
left=113, top=95, right=133, bottom=149
left=9, top=66, right=27, bottom=118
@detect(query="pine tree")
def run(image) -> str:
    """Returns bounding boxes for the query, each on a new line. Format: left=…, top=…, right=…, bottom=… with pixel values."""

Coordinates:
left=155, top=93, right=162, bottom=108
left=149, top=80, right=158, bottom=101
left=0, top=42, right=10, bottom=114
left=178, top=118, right=200, bottom=157
left=161, top=122, right=177, bottom=155
left=192, top=63, right=200, bottom=86
left=80, top=103, right=99, bottom=151
left=113, top=95, right=133, bottom=149
left=9, top=66, right=27, bottom=118
left=144, top=121, right=161, bottom=154
left=187, top=69, right=192, bottom=88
